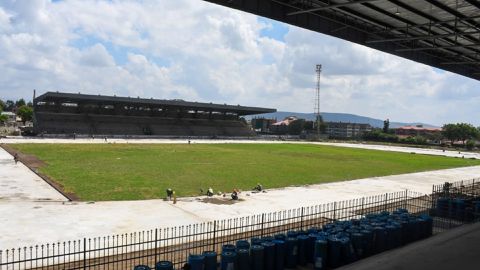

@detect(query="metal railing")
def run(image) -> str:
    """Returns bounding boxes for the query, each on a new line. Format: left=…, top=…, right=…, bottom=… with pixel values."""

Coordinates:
left=0, top=188, right=474, bottom=270
left=430, top=178, right=480, bottom=233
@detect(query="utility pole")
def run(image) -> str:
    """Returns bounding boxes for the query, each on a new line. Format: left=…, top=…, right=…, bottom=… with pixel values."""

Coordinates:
left=314, top=64, right=322, bottom=139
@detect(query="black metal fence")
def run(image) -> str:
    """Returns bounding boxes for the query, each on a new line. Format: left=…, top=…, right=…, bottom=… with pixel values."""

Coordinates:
left=0, top=187, right=475, bottom=270
left=430, top=178, right=480, bottom=232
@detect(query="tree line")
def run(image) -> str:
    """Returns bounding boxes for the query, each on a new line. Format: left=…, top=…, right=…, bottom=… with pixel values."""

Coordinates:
left=364, top=121, right=480, bottom=149
left=0, top=98, right=33, bottom=124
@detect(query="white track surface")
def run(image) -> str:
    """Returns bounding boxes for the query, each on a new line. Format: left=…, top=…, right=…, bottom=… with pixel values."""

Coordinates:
left=1, top=137, right=479, bottom=249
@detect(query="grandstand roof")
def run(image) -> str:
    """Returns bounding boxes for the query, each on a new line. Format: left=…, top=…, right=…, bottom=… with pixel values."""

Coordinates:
left=34, top=92, right=276, bottom=116
left=204, top=0, right=480, bottom=81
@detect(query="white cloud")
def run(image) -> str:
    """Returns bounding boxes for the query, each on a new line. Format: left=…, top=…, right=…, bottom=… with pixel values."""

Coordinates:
left=0, top=0, right=479, bottom=126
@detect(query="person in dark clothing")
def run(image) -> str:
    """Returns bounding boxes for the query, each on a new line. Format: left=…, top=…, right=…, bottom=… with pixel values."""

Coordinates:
left=13, top=153, right=19, bottom=164
left=166, top=188, right=173, bottom=201
left=231, top=189, right=239, bottom=200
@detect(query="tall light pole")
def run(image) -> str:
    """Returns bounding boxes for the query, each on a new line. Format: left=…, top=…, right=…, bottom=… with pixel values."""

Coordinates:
left=315, top=64, right=322, bottom=139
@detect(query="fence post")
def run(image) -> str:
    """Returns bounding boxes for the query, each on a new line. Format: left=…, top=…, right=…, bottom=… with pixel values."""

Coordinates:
left=404, top=189, right=408, bottom=210
left=212, top=221, right=217, bottom=251
left=361, top=197, right=365, bottom=215
left=333, top=202, right=337, bottom=221
left=472, top=179, right=475, bottom=196
left=384, top=193, right=388, bottom=211
left=154, top=229, right=158, bottom=263
left=260, top=213, right=265, bottom=237
left=83, top=238, right=86, bottom=270
left=300, top=207, right=305, bottom=230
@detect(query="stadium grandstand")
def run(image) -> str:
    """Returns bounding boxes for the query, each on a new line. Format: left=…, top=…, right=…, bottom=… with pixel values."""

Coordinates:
left=33, top=92, right=276, bottom=137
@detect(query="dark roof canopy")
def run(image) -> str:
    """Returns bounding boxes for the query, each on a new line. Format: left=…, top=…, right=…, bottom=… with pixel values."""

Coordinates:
left=34, top=92, right=276, bottom=116
left=204, top=0, right=480, bottom=81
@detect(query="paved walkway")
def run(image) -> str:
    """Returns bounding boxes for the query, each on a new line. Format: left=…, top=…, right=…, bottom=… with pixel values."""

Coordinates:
left=1, top=138, right=480, bottom=250
left=0, top=147, right=66, bottom=202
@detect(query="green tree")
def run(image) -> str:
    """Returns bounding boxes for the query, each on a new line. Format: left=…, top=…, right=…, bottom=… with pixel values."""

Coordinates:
left=442, top=123, right=478, bottom=145
left=16, top=105, right=33, bottom=124
left=0, top=99, right=5, bottom=111
left=383, top=119, right=390, bottom=133
left=456, top=123, right=478, bottom=144
left=0, top=103, right=7, bottom=123
left=4, top=100, right=14, bottom=111
left=442, top=124, right=460, bottom=145
left=288, top=119, right=305, bottom=135
left=15, top=98, right=26, bottom=107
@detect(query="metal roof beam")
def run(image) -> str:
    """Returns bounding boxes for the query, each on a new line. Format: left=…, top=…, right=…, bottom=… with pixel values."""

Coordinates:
left=354, top=1, right=480, bottom=58
left=366, top=30, right=480, bottom=43
left=386, top=0, right=480, bottom=56
left=274, top=0, right=455, bottom=62
left=287, top=0, right=380, bottom=16
left=424, top=0, right=480, bottom=31
left=374, top=15, right=480, bottom=34
left=465, top=0, right=480, bottom=10
left=271, top=0, right=383, bottom=36
left=396, top=44, right=480, bottom=52
left=441, top=61, right=480, bottom=65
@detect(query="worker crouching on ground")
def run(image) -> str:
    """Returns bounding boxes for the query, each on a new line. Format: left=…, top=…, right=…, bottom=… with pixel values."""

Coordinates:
left=206, top=187, right=214, bottom=197
left=166, top=188, right=173, bottom=201
left=253, top=183, right=263, bottom=192
left=231, top=189, right=239, bottom=200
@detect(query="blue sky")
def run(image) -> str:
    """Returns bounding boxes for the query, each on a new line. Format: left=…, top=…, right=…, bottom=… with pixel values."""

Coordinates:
left=1, top=0, right=480, bottom=126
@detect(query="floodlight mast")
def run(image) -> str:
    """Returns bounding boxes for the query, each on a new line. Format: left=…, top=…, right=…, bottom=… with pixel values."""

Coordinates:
left=315, top=64, right=322, bottom=139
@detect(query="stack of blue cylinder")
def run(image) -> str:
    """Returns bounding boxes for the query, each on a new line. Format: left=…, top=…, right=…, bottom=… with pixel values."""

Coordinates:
left=133, top=208, right=433, bottom=270
left=435, top=197, right=480, bottom=221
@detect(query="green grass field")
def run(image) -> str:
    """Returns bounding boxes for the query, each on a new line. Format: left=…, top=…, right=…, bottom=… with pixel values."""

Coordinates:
left=10, top=143, right=480, bottom=201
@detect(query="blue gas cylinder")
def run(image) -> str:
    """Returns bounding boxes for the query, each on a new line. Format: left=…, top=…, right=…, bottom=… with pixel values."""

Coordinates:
left=373, top=226, right=387, bottom=254
left=203, top=251, right=217, bottom=270
left=360, top=229, right=373, bottom=256
left=251, top=245, right=264, bottom=270
left=222, top=244, right=236, bottom=253
left=436, top=198, right=449, bottom=217
left=221, top=251, right=236, bottom=270
left=188, top=254, right=205, bottom=270
left=236, top=240, right=250, bottom=250
left=155, top=261, right=173, bottom=270
left=285, top=237, right=299, bottom=268
left=236, top=248, right=250, bottom=270
left=327, top=235, right=342, bottom=268
left=313, top=239, right=327, bottom=270
left=297, top=235, right=309, bottom=266
left=272, top=240, right=285, bottom=270
left=251, top=237, right=263, bottom=246
left=350, top=232, right=364, bottom=258
left=262, top=241, right=275, bottom=270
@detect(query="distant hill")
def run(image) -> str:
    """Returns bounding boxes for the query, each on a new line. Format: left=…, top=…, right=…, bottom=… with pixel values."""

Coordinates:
left=247, top=111, right=438, bottom=129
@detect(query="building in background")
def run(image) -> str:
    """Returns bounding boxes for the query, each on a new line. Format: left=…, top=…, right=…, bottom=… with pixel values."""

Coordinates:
left=326, top=122, right=372, bottom=138
left=395, top=125, right=442, bottom=138
left=251, top=117, right=276, bottom=133
left=270, top=116, right=298, bottom=134
left=33, top=92, right=276, bottom=137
